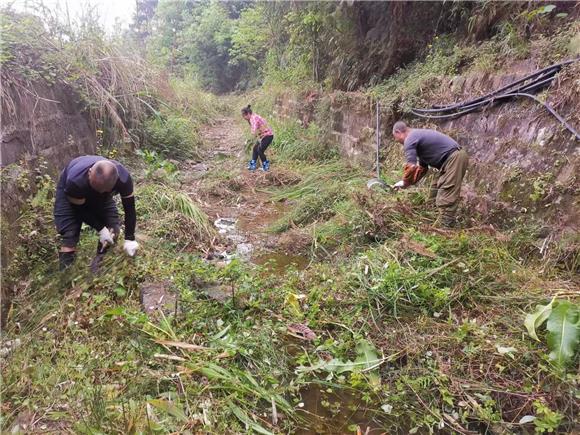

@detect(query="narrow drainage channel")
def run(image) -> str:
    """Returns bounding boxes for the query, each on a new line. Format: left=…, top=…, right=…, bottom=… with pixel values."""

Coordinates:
left=213, top=217, right=309, bottom=274
left=210, top=218, right=384, bottom=435
left=214, top=217, right=393, bottom=432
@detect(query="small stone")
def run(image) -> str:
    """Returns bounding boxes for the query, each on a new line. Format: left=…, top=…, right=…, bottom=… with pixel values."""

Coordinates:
left=140, top=280, right=176, bottom=316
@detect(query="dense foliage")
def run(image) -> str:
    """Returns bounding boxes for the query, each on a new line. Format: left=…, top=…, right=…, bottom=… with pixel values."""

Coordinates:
left=139, top=0, right=576, bottom=92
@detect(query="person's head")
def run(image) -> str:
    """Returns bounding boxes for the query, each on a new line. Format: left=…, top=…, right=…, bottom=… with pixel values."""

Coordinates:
left=241, top=104, right=252, bottom=121
left=392, top=121, right=410, bottom=144
left=88, top=160, right=118, bottom=193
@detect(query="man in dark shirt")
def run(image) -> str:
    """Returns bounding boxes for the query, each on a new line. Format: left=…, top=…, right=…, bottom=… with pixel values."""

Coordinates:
left=54, top=155, right=139, bottom=270
left=392, top=121, right=469, bottom=227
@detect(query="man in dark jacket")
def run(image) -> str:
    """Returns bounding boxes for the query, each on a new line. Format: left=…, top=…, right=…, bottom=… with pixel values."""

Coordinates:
left=392, top=121, right=469, bottom=227
left=54, top=155, right=139, bottom=270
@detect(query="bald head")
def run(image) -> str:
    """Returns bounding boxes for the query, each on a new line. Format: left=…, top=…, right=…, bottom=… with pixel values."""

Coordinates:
left=392, top=121, right=411, bottom=144
left=89, top=160, right=118, bottom=193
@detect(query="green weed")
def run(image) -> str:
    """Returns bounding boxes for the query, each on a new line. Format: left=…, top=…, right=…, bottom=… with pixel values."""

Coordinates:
left=268, top=162, right=362, bottom=233
left=143, top=110, right=201, bottom=160
left=138, top=184, right=215, bottom=242
left=270, top=119, right=337, bottom=162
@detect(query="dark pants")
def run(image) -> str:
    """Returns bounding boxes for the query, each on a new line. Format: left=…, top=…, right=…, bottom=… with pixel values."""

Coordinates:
left=252, top=135, right=273, bottom=163
left=54, top=177, right=119, bottom=248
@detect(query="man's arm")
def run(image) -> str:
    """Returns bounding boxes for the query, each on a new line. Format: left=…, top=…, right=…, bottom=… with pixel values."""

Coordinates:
left=121, top=193, right=136, bottom=240
left=65, top=181, right=86, bottom=205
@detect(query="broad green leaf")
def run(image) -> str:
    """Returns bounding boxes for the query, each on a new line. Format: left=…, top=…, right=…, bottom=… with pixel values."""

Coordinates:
left=524, top=298, right=555, bottom=341
left=496, top=345, right=517, bottom=359
left=148, top=399, right=188, bottom=422
left=546, top=301, right=579, bottom=368
left=229, top=403, right=273, bottom=435
left=354, top=339, right=381, bottom=386
left=519, top=415, right=536, bottom=424
left=540, top=5, right=556, bottom=14
left=284, top=293, right=302, bottom=318
left=296, top=339, right=383, bottom=386
left=354, top=339, right=380, bottom=369
left=114, top=286, right=126, bottom=297
left=212, top=324, right=231, bottom=340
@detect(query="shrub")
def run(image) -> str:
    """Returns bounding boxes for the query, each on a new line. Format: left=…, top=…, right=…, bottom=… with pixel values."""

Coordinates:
left=143, top=112, right=201, bottom=160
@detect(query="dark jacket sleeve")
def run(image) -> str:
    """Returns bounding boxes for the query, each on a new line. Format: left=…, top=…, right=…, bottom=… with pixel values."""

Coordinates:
left=121, top=196, right=136, bottom=240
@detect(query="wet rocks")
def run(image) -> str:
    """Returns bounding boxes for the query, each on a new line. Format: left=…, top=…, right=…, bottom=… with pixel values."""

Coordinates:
left=236, top=243, right=253, bottom=260
left=201, top=284, right=232, bottom=303
left=214, top=217, right=237, bottom=234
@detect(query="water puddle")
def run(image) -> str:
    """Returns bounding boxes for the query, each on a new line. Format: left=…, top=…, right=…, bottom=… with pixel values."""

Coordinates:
left=253, top=252, right=309, bottom=272
left=212, top=209, right=310, bottom=275
left=236, top=200, right=288, bottom=232
left=295, top=384, right=386, bottom=434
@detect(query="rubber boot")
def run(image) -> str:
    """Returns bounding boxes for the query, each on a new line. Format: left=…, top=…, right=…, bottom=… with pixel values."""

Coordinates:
left=435, top=207, right=457, bottom=228
left=59, top=251, right=76, bottom=270
left=247, top=160, right=257, bottom=171
left=261, top=160, right=270, bottom=172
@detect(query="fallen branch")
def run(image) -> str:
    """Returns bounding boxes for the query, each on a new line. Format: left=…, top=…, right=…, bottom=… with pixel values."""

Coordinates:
left=155, top=340, right=210, bottom=351
left=154, top=353, right=186, bottom=362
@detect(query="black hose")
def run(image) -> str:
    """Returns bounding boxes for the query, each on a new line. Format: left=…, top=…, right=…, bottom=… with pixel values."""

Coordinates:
left=424, top=66, right=560, bottom=111
left=410, top=58, right=579, bottom=140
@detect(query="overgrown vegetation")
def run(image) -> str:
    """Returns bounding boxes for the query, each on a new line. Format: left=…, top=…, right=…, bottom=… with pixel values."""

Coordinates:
left=1, top=1, right=579, bottom=434
left=3, top=135, right=578, bottom=432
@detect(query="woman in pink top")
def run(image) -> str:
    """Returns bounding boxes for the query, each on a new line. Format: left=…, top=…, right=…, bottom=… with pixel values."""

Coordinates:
left=242, top=105, right=274, bottom=171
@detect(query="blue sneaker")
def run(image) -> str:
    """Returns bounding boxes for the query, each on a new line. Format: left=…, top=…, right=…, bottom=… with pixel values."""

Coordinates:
left=247, top=160, right=257, bottom=171
left=261, top=160, right=270, bottom=172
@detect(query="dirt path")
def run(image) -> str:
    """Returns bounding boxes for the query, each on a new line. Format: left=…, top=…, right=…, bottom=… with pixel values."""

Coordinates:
left=185, top=116, right=307, bottom=270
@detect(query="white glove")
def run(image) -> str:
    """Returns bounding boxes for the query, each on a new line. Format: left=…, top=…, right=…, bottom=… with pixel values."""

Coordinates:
left=393, top=180, right=405, bottom=189
left=123, top=240, right=139, bottom=257
left=99, top=227, right=115, bottom=245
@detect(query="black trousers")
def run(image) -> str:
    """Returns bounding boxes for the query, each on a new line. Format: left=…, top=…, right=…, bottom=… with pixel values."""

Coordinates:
left=54, top=174, right=119, bottom=247
left=252, top=135, right=273, bottom=163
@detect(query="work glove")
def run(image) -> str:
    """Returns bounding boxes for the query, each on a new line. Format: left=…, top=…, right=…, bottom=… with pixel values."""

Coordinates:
left=393, top=180, right=405, bottom=189
left=123, top=240, right=139, bottom=257
left=99, top=227, right=115, bottom=246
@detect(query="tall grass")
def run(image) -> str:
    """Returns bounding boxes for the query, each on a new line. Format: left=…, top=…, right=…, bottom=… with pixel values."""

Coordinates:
left=1, top=7, right=157, bottom=146
left=270, top=119, right=337, bottom=162
left=139, top=184, right=215, bottom=240
left=143, top=111, right=201, bottom=160
left=269, top=162, right=363, bottom=233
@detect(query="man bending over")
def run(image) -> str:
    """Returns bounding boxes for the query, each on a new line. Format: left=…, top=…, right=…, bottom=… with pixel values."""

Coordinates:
left=54, top=155, right=139, bottom=271
left=392, top=122, right=469, bottom=228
